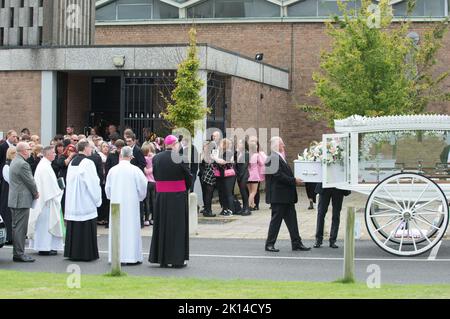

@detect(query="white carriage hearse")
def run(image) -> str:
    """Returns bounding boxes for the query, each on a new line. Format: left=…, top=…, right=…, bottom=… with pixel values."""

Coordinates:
left=294, top=114, right=450, bottom=257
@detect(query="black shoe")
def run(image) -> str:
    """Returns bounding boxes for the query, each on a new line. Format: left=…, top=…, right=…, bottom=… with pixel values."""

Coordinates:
left=172, top=263, right=187, bottom=268
left=313, top=241, right=322, bottom=248
left=265, top=245, right=280, bottom=252
left=240, top=209, right=252, bottom=216
left=203, top=211, right=216, bottom=217
left=234, top=210, right=242, bottom=215
left=254, top=205, right=259, bottom=211
left=38, top=251, right=57, bottom=256
left=308, top=202, right=314, bottom=210
left=219, top=210, right=226, bottom=216
left=329, top=242, right=339, bottom=249
left=5, top=241, right=13, bottom=246
left=160, top=264, right=169, bottom=268
left=13, top=255, right=35, bottom=262
left=292, top=242, right=311, bottom=251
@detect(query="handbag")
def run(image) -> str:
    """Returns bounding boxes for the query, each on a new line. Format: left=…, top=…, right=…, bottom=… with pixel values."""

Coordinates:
left=213, top=167, right=221, bottom=177
left=224, top=168, right=236, bottom=177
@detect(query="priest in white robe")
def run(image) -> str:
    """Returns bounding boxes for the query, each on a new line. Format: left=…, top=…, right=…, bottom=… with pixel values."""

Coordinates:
left=64, top=140, right=102, bottom=261
left=105, top=146, right=148, bottom=265
left=28, top=146, right=64, bottom=255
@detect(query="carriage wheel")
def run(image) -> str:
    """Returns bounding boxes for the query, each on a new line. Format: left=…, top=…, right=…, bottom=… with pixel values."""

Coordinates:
left=365, top=173, right=449, bottom=257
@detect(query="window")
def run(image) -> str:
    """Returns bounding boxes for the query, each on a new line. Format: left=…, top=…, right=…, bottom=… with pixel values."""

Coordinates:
left=96, top=2, right=117, bottom=20
left=392, top=0, right=446, bottom=17
left=117, top=4, right=152, bottom=20
left=287, top=0, right=318, bottom=16
left=187, top=0, right=280, bottom=19
left=29, top=7, right=34, bottom=27
left=187, top=0, right=214, bottom=18
left=10, top=7, right=14, bottom=27
left=19, top=27, right=23, bottom=46
left=96, top=0, right=179, bottom=20
left=0, top=28, right=4, bottom=46
left=154, top=1, right=179, bottom=19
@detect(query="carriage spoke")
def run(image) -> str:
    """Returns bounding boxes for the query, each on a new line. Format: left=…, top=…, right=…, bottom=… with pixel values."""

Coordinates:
left=412, top=197, right=442, bottom=213
left=411, top=219, right=432, bottom=245
left=381, top=185, right=405, bottom=211
left=372, top=199, right=403, bottom=214
left=374, top=217, right=402, bottom=233
left=410, top=222, right=418, bottom=251
left=413, top=214, right=440, bottom=230
left=383, top=220, right=404, bottom=245
left=396, top=179, right=407, bottom=210
left=414, top=207, right=446, bottom=215
left=370, top=213, right=400, bottom=218
left=410, top=184, right=430, bottom=212
left=399, top=222, right=405, bottom=252
left=407, top=177, right=415, bottom=210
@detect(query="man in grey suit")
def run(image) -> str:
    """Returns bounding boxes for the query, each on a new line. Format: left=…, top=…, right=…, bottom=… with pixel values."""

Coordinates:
left=8, top=142, right=39, bottom=262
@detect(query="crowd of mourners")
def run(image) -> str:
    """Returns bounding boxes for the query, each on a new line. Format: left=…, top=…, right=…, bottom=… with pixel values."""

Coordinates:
left=0, top=125, right=267, bottom=244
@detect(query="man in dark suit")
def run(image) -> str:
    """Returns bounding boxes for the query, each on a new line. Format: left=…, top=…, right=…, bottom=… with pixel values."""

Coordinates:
left=264, top=137, right=311, bottom=252
left=126, top=134, right=146, bottom=171
left=314, top=183, right=351, bottom=249
left=8, top=142, right=39, bottom=262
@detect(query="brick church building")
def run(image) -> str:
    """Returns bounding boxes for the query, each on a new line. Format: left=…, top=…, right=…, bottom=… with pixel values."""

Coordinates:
left=0, top=0, right=449, bottom=160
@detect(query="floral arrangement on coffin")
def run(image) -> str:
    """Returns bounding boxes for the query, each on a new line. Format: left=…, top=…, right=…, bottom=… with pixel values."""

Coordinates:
left=298, top=141, right=322, bottom=162
left=298, top=139, right=344, bottom=165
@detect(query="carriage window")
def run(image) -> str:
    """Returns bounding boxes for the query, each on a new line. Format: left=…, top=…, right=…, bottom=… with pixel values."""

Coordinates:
left=358, top=130, right=450, bottom=183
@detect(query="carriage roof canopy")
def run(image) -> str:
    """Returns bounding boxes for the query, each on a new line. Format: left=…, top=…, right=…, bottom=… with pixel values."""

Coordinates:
left=334, top=114, right=450, bottom=133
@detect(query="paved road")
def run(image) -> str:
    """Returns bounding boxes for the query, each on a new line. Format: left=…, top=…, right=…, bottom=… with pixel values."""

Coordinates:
left=1, top=237, right=450, bottom=284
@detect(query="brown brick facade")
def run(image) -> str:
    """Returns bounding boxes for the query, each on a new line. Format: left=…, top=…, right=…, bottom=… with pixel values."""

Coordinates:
left=0, top=71, right=41, bottom=137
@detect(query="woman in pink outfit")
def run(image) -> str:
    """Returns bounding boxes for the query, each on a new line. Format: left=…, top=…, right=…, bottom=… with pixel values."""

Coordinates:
left=142, top=143, right=156, bottom=226
left=247, top=140, right=266, bottom=209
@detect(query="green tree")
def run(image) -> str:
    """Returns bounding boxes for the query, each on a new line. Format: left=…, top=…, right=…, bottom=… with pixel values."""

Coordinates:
left=298, top=0, right=450, bottom=127
left=163, top=27, right=209, bottom=136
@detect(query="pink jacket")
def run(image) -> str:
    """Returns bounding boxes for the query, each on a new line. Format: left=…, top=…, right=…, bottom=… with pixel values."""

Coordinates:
left=248, top=152, right=266, bottom=182
left=144, top=155, right=155, bottom=183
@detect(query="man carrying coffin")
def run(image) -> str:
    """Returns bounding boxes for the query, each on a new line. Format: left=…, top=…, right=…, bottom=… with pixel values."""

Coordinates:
left=149, top=135, right=192, bottom=268
left=28, top=146, right=64, bottom=255
left=64, top=141, right=102, bottom=261
left=105, top=146, right=148, bottom=265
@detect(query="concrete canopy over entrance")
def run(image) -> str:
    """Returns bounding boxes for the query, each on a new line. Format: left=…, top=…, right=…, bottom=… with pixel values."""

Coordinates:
left=0, top=44, right=289, bottom=144
left=0, top=44, right=289, bottom=89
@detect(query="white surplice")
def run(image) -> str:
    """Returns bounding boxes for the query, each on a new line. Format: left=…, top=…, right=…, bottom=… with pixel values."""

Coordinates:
left=65, top=157, right=102, bottom=222
left=105, top=160, right=148, bottom=263
left=28, top=157, right=64, bottom=251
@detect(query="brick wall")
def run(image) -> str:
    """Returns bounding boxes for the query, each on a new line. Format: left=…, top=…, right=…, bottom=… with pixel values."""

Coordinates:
left=66, top=73, right=90, bottom=135
left=0, top=71, right=41, bottom=137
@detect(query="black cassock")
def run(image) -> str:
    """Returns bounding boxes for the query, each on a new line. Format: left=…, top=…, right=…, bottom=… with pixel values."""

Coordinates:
left=149, top=150, right=192, bottom=266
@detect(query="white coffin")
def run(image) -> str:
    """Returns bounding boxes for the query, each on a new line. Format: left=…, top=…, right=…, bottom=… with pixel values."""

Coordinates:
left=294, top=160, right=322, bottom=183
